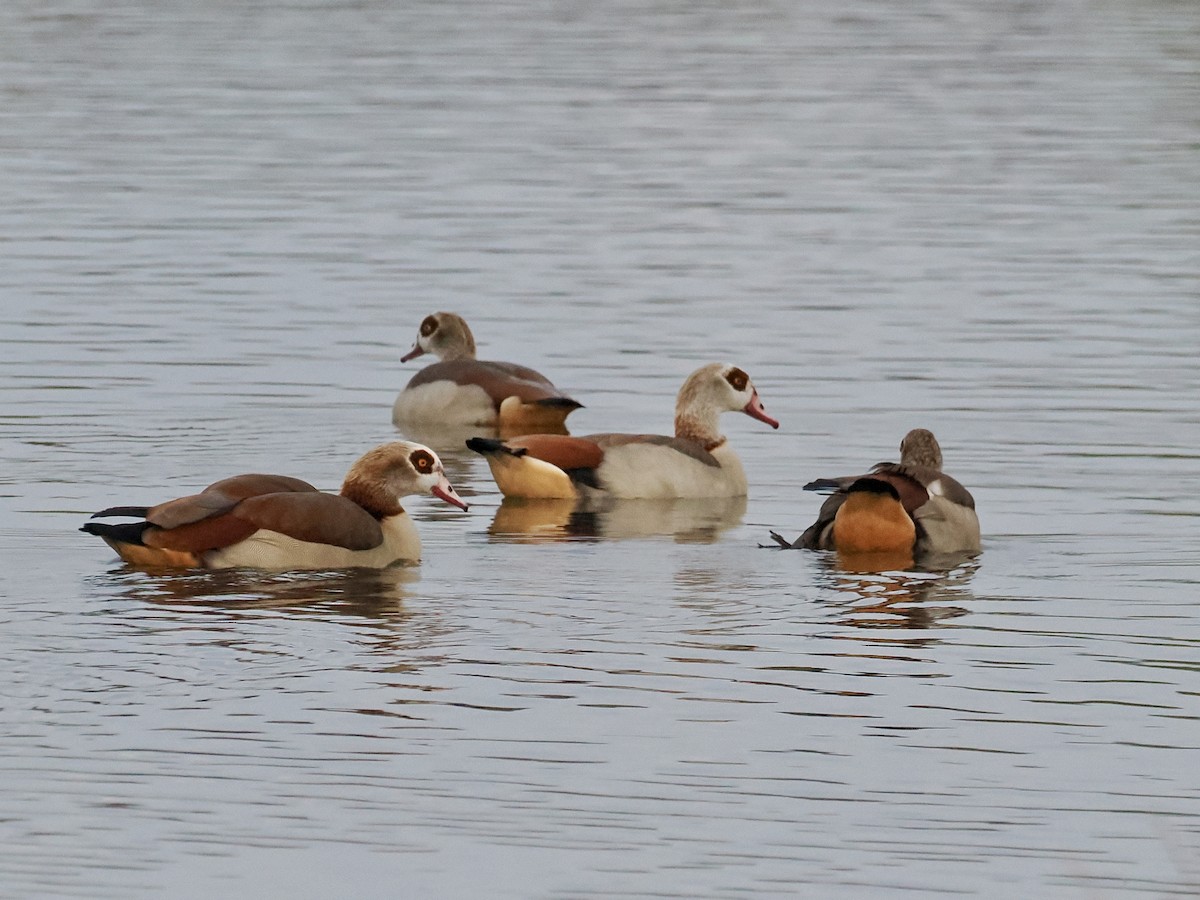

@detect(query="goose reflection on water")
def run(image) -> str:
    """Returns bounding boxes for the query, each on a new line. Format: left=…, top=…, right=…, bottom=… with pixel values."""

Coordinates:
left=486, top=494, right=747, bottom=544
left=85, top=564, right=452, bottom=662
left=90, top=563, right=421, bottom=615
left=811, top=552, right=980, bottom=630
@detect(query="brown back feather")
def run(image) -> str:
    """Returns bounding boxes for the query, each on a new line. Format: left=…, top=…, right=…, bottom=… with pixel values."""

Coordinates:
left=145, top=514, right=259, bottom=552
left=146, top=474, right=318, bottom=529
left=510, top=434, right=606, bottom=471
left=872, top=462, right=976, bottom=510
left=862, top=471, right=930, bottom=514
left=405, top=360, right=571, bottom=406
left=234, top=492, right=385, bottom=551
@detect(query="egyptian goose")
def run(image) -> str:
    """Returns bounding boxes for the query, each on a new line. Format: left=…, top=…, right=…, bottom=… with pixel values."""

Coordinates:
left=392, top=312, right=582, bottom=431
left=466, top=363, right=779, bottom=499
left=770, top=428, right=980, bottom=562
left=81, top=441, right=468, bottom=570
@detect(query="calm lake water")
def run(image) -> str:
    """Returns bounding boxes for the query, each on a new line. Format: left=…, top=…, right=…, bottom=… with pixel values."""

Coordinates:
left=2, top=0, right=1199, bottom=896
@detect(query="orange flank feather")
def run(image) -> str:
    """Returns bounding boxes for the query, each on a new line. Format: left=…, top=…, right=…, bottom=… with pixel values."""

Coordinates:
left=831, top=480, right=917, bottom=554
left=107, top=543, right=203, bottom=569
left=783, top=429, right=980, bottom=561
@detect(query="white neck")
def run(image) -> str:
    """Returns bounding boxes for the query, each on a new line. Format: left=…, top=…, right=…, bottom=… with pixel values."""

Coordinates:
left=674, top=408, right=723, bottom=449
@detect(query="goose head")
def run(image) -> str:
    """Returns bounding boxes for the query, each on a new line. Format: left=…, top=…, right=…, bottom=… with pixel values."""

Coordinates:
left=899, top=428, right=943, bottom=469
left=401, top=312, right=477, bottom=363
left=674, top=362, right=779, bottom=447
left=341, top=441, right=469, bottom=515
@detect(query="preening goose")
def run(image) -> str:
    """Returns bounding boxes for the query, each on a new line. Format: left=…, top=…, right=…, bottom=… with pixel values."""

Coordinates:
left=82, top=442, right=468, bottom=570
left=393, top=312, right=582, bottom=432
left=770, top=428, right=980, bottom=563
left=467, top=363, right=779, bottom=500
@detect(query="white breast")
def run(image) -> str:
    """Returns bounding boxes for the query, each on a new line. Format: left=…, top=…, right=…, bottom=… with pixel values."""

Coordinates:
left=594, top=442, right=748, bottom=499
left=203, top=515, right=421, bottom=570
left=393, top=381, right=496, bottom=426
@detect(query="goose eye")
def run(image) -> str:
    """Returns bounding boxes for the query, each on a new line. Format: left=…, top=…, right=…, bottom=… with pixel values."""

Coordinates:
left=410, top=449, right=435, bottom=472
left=725, top=367, right=749, bottom=392
left=419, top=315, right=438, bottom=337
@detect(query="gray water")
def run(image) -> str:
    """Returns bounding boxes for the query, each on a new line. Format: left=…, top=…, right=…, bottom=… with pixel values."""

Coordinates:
left=3, top=0, right=1200, bottom=896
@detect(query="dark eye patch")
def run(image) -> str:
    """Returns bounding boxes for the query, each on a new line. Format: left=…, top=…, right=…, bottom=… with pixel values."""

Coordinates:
left=419, top=315, right=438, bottom=337
left=409, top=449, right=435, bottom=472
left=725, top=367, right=749, bottom=392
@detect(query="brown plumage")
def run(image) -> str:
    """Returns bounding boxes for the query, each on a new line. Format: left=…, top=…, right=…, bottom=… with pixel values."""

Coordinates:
left=82, top=442, right=467, bottom=570
left=829, top=479, right=918, bottom=555
left=467, top=363, right=780, bottom=499
left=770, top=428, right=980, bottom=561
left=486, top=434, right=607, bottom=472
left=393, top=312, right=582, bottom=431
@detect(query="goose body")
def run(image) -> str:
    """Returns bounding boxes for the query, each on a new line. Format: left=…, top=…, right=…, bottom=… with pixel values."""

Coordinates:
left=773, top=428, right=980, bottom=560
left=467, top=363, right=779, bottom=500
left=393, top=312, right=581, bottom=431
left=82, top=442, right=468, bottom=570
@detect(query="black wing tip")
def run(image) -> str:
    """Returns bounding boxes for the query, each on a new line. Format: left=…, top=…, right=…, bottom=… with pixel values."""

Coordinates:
left=563, top=467, right=601, bottom=490
left=89, top=505, right=150, bottom=520
left=534, top=397, right=584, bottom=411
left=81, top=520, right=151, bottom=544
left=802, top=478, right=841, bottom=493
left=845, top=477, right=901, bottom=500
left=465, top=437, right=525, bottom=457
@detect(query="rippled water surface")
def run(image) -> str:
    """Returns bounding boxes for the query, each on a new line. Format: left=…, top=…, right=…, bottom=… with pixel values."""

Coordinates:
left=3, top=0, right=1200, bottom=896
